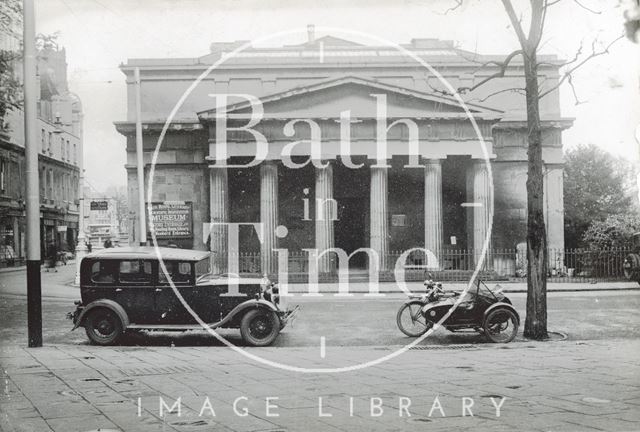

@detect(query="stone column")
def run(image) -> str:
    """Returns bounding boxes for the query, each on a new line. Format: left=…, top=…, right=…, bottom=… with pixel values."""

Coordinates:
left=370, top=164, right=389, bottom=271
left=209, top=166, right=228, bottom=273
left=472, top=160, right=492, bottom=268
left=424, top=159, right=443, bottom=268
left=315, top=162, right=335, bottom=273
left=544, top=165, right=565, bottom=269
left=260, top=160, right=278, bottom=275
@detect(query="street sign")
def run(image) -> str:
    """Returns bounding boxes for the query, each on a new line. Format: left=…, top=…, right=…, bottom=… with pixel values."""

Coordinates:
left=56, top=225, right=67, bottom=232
left=146, top=201, right=193, bottom=239
left=90, top=201, right=108, bottom=211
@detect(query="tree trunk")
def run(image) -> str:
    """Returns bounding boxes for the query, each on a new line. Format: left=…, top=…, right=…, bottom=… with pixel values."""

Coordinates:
left=523, top=50, right=549, bottom=340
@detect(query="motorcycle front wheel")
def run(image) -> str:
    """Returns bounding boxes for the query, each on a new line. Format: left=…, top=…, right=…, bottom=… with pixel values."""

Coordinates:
left=396, top=301, right=433, bottom=337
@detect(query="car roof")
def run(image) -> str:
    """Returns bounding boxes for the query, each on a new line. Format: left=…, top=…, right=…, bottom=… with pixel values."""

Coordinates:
left=85, top=247, right=211, bottom=262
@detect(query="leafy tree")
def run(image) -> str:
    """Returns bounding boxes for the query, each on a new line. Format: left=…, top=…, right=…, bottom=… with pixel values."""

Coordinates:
left=582, top=213, right=640, bottom=249
left=0, top=0, right=22, bottom=130
left=564, top=144, right=635, bottom=248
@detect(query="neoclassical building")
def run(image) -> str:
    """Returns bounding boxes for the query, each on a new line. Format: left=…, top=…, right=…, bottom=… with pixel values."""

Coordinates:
left=115, top=30, right=569, bottom=277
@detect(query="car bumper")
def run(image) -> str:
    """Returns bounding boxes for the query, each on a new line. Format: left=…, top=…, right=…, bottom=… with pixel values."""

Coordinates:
left=279, top=305, right=300, bottom=329
left=66, top=303, right=84, bottom=328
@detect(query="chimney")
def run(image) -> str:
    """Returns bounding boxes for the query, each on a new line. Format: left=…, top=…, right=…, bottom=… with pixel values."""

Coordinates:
left=307, top=24, right=315, bottom=43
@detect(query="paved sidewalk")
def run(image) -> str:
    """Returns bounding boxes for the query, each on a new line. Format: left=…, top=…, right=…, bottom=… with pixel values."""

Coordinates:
left=0, top=260, right=76, bottom=274
left=285, top=280, right=640, bottom=294
left=1, top=338, right=638, bottom=432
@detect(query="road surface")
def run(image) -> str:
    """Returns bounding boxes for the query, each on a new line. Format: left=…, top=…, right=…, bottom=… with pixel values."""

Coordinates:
left=1, top=263, right=638, bottom=348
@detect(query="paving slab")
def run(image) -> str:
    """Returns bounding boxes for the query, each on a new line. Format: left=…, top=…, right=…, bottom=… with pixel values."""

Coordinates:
left=1, top=338, right=639, bottom=431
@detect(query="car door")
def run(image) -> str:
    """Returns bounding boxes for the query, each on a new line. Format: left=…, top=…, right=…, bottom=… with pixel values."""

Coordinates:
left=154, top=260, right=205, bottom=325
left=116, top=259, right=156, bottom=324
left=85, top=259, right=118, bottom=304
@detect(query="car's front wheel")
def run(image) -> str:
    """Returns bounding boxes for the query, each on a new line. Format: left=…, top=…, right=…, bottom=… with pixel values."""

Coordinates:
left=84, top=308, right=123, bottom=346
left=240, top=309, right=280, bottom=347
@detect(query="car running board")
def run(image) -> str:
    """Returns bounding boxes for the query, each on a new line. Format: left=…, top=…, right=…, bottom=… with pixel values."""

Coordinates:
left=127, top=323, right=221, bottom=331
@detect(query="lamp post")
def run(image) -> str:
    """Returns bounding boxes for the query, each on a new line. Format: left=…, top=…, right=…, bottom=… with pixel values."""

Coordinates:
left=71, top=103, right=86, bottom=286
left=23, top=0, right=42, bottom=347
left=74, top=155, right=86, bottom=286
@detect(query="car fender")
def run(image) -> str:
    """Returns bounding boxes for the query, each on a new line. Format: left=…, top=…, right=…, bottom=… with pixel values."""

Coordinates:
left=73, top=300, right=130, bottom=331
left=483, top=302, right=519, bottom=325
left=217, top=299, right=280, bottom=328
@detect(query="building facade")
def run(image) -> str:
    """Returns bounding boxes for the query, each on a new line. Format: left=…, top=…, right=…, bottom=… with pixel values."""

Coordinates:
left=84, top=194, right=123, bottom=249
left=0, top=38, right=82, bottom=266
left=116, top=31, right=570, bottom=276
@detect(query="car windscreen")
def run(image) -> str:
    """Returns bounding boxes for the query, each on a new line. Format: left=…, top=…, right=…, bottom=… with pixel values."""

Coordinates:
left=477, top=282, right=499, bottom=300
left=195, top=258, right=211, bottom=281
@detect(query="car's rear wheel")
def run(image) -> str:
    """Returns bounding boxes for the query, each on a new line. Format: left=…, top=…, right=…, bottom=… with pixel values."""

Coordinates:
left=84, top=308, right=123, bottom=345
left=483, top=308, right=518, bottom=343
left=240, top=309, right=280, bottom=346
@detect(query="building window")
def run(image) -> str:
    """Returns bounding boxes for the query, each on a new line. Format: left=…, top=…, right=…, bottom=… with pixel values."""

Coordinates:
left=41, top=167, right=45, bottom=199
left=61, top=136, right=65, bottom=160
left=0, top=159, right=5, bottom=192
left=41, top=129, right=46, bottom=153
left=73, top=143, right=77, bottom=164
left=47, top=169, right=53, bottom=200
left=47, top=132, right=52, bottom=154
left=66, top=140, right=70, bottom=162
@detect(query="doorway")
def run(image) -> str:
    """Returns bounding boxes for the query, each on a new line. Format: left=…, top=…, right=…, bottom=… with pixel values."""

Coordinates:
left=333, top=160, right=369, bottom=268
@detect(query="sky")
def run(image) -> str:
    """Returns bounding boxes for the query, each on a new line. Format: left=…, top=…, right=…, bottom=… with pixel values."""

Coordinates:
left=35, top=0, right=640, bottom=191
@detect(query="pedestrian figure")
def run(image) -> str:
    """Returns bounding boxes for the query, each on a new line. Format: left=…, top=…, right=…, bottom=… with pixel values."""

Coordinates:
left=46, top=241, right=58, bottom=272
left=103, top=238, right=113, bottom=249
left=86, top=241, right=92, bottom=253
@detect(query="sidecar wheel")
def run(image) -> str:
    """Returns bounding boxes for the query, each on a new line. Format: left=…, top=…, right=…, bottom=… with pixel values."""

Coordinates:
left=483, top=308, right=518, bottom=343
left=397, top=302, right=432, bottom=337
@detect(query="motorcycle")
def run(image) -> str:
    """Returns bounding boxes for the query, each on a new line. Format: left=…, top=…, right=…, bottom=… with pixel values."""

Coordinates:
left=396, top=274, right=520, bottom=343
left=396, top=274, right=458, bottom=337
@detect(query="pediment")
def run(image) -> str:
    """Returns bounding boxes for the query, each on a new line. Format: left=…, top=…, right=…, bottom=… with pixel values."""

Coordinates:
left=198, top=76, right=503, bottom=121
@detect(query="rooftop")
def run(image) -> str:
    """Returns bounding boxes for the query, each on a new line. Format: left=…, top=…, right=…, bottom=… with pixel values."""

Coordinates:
left=85, top=247, right=210, bottom=262
left=121, top=32, right=561, bottom=69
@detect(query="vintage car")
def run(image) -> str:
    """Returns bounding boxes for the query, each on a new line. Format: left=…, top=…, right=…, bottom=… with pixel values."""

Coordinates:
left=68, top=247, right=298, bottom=346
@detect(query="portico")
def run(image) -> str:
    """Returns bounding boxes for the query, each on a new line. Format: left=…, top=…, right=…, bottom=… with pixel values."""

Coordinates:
left=197, top=76, right=501, bottom=275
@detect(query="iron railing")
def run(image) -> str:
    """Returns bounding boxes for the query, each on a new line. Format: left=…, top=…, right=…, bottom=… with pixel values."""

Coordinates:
left=230, top=247, right=634, bottom=283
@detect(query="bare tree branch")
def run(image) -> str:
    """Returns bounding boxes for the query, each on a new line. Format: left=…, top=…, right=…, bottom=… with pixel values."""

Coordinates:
left=538, top=35, right=624, bottom=99
left=442, top=0, right=464, bottom=14
left=460, top=49, right=524, bottom=93
left=544, top=0, right=563, bottom=7
left=572, top=0, right=601, bottom=14
left=529, top=0, right=546, bottom=51
left=566, top=75, right=586, bottom=105
left=501, top=0, right=529, bottom=49
left=468, top=87, right=527, bottom=103
left=537, top=38, right=585, bottom=68
left=427, top=49, right=524, bottom=97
